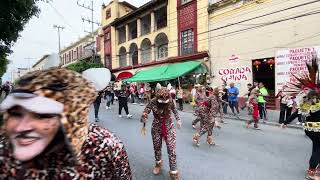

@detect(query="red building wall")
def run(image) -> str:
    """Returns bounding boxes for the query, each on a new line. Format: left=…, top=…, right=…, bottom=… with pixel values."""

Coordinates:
left=103, top=26, right=112, bottom=69
left=177, top=0, right=198, bottom=55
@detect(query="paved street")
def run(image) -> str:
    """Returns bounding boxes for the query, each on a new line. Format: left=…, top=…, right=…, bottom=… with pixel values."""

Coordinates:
left=90, top=102, right=310, bottom=180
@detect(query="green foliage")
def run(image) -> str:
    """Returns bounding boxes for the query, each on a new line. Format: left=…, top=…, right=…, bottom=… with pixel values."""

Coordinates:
left=0, top=0, right=43, bottom=77
left=66, top=60, right=104, bottom=73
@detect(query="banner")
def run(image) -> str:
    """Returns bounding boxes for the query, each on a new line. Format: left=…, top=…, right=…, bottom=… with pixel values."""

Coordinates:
left=275, top=46, right=320, bottom=94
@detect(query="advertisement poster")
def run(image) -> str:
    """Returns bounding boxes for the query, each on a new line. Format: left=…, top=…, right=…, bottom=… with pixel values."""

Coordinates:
left=275, top=46, right=320, bottom=94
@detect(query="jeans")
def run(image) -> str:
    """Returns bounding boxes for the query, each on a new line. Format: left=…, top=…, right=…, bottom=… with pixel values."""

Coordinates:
left=178, top=98, right=183, bottom=111
left=93, top=101, right=101, bottom=119
left=285, top=110, right=302, bottom=124
left=258, top=102, right=267, bottom=120
left=222, top=102, right=228, bottom=114
left=106, top=95, right=112, bottom=107
left=131, top=93, right=135, bottom=103
left=229, top=101, right=239, bottom=114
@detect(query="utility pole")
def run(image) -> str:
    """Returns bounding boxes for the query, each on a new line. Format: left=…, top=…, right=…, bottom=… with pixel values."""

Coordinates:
left=24, top=57, right=34, bottom=71
left=77, top=0, right=100, bottom=63
left=53, top=25, right=64, bottom=53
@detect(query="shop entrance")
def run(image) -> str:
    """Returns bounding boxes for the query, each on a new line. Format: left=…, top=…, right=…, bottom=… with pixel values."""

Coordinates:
left=252, top=58, right=276, bottom=109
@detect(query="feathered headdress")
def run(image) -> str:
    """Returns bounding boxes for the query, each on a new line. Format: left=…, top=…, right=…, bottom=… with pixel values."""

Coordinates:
left=284, top=57, right=320, bottom=96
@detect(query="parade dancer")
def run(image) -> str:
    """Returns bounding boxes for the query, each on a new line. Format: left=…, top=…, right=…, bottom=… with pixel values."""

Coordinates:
left=117, top=84, right=132, bottom=118
left=192, top=88, right=221, bottom=146
left=281, top=58, right=320, bottom=180
left=246, top=88, right=260, bottom=129
left=140, top=87, right=182, bottom=180
left=192, top=84, right=205, bottom=129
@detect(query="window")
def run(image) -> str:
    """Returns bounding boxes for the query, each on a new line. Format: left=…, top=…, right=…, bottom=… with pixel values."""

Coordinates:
left=181, top=29, right=194, bottom=55
left=106, top=9, right=111, bottom=19
left=118, top=27, right=126, bottom=44
left=141, top=15, right=151, bottom=35
left=155, top=7, right=167, bottom=30
left=158, top=45, right=168, bottom=59
left=105, top=32, right=111, bottom=41
left=181, top=0, right=192, bottom=5
left=128, top=21, right=137, bottom=40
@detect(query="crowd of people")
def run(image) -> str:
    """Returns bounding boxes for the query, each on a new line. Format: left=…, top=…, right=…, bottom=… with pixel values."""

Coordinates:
left=0, top=63, right=319, bottom=180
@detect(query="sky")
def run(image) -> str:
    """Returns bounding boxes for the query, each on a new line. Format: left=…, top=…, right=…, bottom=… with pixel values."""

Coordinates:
left=3, top=0, right=145, bottom=81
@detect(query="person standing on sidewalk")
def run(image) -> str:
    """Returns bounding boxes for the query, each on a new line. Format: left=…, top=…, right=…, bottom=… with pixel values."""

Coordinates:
left=258, top=82, right=269, bottom=123
left=139, top=84, right=145, bottom=105
left=117, top=85, right=132, bottom=118
left=228, top=82, right=240, bottom=116
left=177, top=87, right=184, bottom=111
left=140, top=87, right=182, bottom=180
left=276, top=87, right=292, bottom=124
left=191, top=85, right=197, bottom=108
left=130, top=83, right=136, bottom=104
left=221, top=84, right=228, bottom=114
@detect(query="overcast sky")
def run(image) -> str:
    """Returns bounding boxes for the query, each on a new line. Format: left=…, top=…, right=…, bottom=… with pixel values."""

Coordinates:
left=3, top=0, right=144, bottom=81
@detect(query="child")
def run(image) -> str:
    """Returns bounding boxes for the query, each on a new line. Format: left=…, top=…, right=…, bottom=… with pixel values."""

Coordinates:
left=246, top=88, right=259, bottom=129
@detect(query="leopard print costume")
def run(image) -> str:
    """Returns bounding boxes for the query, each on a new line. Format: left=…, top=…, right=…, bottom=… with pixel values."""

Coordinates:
left=0, top=68, right=132, bottom=179
left=141, top=88, right=181, bottom=171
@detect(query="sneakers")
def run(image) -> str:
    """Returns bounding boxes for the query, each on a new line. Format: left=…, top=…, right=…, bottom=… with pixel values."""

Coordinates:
left=296, top=122, right=302, bottom=125
left=169, top=171, right=180, bottom=180
left=207, top=136, right=215, bottom=146
left=153, top=160, right=163, bottom=175
left=95, top=118, right=99, bottom=122
left=127, top=114, right=132, bottom=118
left=254, top=123, right=259, bottom=129
left=118, top=115, right=122, bottom=118
left=192, top=125, right=196, bottom=129
left=192, top=133, right=200, bottom=147
left=106, top=106, right=111, bottom=110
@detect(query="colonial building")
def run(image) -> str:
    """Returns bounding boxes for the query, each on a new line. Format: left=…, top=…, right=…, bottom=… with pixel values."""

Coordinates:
left=208, top=0, right=320, bottom=108
left=60, top=31, right=99, bottom=67
left=32, top=53, right=59, bottom=71
left=98, top=0, right=210, bottom=81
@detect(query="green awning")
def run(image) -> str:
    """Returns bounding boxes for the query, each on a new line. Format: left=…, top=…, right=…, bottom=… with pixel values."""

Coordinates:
left=124, top=61, right=207, bottom=83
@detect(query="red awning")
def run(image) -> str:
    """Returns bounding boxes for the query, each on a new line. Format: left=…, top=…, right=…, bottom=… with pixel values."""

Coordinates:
left=116, top=71, right=133, bottom=81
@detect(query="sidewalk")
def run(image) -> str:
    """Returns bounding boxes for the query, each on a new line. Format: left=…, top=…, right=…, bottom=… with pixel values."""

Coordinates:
left=180, top=103, right=303, bottom=129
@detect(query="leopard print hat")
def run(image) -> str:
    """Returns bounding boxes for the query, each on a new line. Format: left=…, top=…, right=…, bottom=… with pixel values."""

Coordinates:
left=4, top=68, right=97, bottom=160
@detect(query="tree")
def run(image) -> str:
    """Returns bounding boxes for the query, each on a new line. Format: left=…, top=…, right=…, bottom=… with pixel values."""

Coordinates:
left=66, top=60, right=104, bottom=73
left=0, top=0, right=42, bottom=77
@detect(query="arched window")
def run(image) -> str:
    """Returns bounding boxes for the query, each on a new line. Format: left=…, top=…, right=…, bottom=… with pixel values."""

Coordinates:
left=129, top=43, right=139, bottom=66
left=155, top=33, right=168, bottom=60
left=140, top=38, right=152, bottom=63
left=119, top=47, right=127, bottom=68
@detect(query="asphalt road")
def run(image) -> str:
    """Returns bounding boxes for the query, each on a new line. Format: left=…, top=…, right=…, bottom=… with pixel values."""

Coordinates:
left=89, top=102, right=310, bottom=180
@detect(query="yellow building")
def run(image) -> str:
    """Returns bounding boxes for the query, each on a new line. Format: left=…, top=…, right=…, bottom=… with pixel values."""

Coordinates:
left=208, top=0, right=320, bottom=108
left=98, top=0, right=210, bottom=82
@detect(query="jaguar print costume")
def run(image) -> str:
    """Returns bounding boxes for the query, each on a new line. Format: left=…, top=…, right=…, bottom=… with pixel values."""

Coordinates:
left=141, top=87, right=181, bottom=179
left=192, top=91, right=222, bottom=146
left=0, top=68, right=132, bottom=179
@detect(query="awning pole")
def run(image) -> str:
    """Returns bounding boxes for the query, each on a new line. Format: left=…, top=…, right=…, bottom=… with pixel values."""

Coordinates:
left=178, top=77, right=181, bottom=88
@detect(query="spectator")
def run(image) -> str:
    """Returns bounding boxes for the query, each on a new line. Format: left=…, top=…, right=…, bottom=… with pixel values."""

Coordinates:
left=221, top=84, right=228, bottom=114
left=139, top=84, right=145, bottom=105
left=228, top=82, right=240, bottom=116
left=191, top=85, right=197, bottom=107
left=177, top=86, right=184, bottom=111
left=2, top=81, right=11, bottom=97
left=130, top=83, right=136, bottom=104
left=241, top=83, right=255, bottom=115
left=145, top=83, right=152, bottom=104
left=276, top=87, right=292, bottom=124
left=258, top=82, right=269, bottom=123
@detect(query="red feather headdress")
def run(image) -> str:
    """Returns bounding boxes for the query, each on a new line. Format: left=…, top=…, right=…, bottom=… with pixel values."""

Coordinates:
left=284, top=57, right=320, bottom=96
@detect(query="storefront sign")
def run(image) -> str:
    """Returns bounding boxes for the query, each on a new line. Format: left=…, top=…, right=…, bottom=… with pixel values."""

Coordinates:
left=218, top=66, right=252, bottom=82
left=229, top=55, right=239, bottom=64
left=275, top=46, right=320, bottom=94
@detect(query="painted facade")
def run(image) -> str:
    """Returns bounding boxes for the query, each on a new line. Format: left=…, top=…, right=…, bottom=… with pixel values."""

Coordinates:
left=98, top=0, right=210, bottom=77
left=208, top=0, right=320, bottom=108
left=60, top=31, right=99, bottom=67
